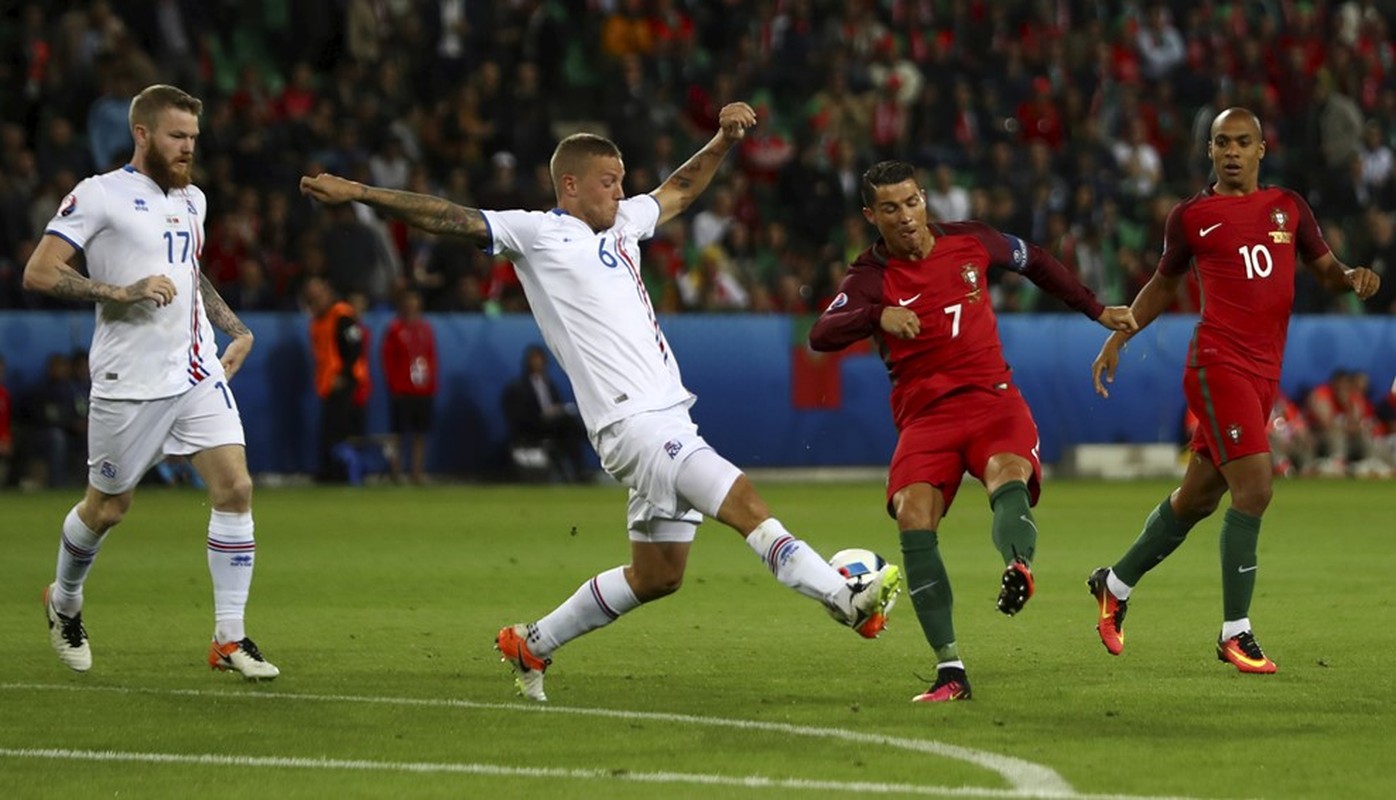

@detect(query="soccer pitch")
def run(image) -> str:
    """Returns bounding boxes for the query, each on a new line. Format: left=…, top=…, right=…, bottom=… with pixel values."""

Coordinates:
left=2, top=480, right=1391, bottom=799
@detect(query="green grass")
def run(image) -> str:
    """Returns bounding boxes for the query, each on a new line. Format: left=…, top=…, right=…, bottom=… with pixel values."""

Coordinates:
left=2, top=480, right=1392, bottom=799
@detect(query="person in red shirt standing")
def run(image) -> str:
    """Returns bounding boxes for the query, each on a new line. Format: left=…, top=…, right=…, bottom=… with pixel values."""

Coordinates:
left=381, top=287, right=437, bottom=484
left=1090, top=108, right=1381, bottom=674
left=810, top=160, right=1137, bottom=703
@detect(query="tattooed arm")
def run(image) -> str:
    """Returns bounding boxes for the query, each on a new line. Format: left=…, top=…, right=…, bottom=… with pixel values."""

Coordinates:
left=650, top=102, right=757, bottom=226
left=199, top=271, right=256, bottom=379
left=299, top=173, right=491, bottom=248
left=22, top=234, right=178, bottom=306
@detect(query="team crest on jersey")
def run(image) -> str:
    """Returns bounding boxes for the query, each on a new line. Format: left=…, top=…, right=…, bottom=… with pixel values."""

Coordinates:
left=99, top=460, right=118, bottom=480
left=133, top=198, right=148, bottom=212
left=1268, top=208, right=1292, bottom=244
left=663, top=439, right=684, bottom=459
left=1226, top=424, right=1243, bottom=444
left=961, top=263, right=984, bottom=302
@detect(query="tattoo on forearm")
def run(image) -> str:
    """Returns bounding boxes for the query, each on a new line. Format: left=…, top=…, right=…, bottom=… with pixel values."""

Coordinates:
left=49, top=264, right=118, bottom=303
left=363, top=187, right=489, bottom=245
left=200, top=272, right=251, bottom=337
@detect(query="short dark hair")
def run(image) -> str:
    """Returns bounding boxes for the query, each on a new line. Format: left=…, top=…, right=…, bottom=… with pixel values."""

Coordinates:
left=549, top=133, right=622, bottom=187
left=861, top=160, right=918, bottom=207
left=128, top=84, right=202, bottom=133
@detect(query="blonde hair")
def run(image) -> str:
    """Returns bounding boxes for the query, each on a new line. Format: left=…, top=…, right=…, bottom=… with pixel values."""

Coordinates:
left=129, top=84, right=203, bottom=133
left=548, top=133, right=622, bottom=188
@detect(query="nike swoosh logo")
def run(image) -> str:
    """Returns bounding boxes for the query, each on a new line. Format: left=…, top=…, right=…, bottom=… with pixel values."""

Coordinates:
left=909, top=581, right=939, bottom=596
left=1019, top=514, right=1037, bottom=533
left=1237, top=565, right=1258, bottom=573
left=897, top=294, right=921, bottom=307
left=1199, top=223, right=1223, bottom=237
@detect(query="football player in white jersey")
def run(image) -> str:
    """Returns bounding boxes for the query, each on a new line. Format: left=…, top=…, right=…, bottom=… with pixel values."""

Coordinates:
left=22, top=85, right=278, bottom=680
left=302, top=102, right=901, bottom=701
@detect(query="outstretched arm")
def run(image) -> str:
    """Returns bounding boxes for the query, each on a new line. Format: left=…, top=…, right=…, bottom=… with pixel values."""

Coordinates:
left=650, top=102, right=757, bottom=226
left=1091, top=269, right=1184, bottom=398
left=299, top=173, right=491, bottom=248
left=23, top=233, right=177, bottom=306
left=199, top=271, right=255, bottom=380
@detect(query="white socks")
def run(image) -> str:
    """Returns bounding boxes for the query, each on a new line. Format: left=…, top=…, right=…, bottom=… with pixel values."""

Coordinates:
left=52, top=505, right=103, bottom=616
left=745, top=518, right=847, bottom=604
left=1221, top=617, right=1252, bottom=641
left=1106, top=569, right=1133, bottom=601
left=207, top=510, right=255, bottom=644
left=533, top=566, right=640, bottom=658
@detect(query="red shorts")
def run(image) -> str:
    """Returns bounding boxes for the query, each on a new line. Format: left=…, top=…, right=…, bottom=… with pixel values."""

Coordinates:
left=1184, top=365, right=1277, bottom=466
left=886, top=385, right=1042, bottom=517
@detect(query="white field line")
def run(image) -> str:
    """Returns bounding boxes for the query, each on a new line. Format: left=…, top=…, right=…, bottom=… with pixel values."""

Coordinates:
left=0, top=683, right=1208, bottom=800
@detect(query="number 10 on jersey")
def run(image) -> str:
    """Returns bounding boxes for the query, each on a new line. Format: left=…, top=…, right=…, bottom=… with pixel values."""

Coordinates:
left=1237, top=244, right=1273, bottom=279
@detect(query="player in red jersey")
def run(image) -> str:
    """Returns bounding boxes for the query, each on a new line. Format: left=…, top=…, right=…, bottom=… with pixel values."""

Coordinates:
left=810, top=160, right=1137, bottom=702
left=1088, top=108, right=1381, bottom=674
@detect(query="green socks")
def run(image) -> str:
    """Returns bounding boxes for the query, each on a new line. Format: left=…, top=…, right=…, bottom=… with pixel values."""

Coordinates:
left=900, top=529, right=958, bottom=663
left=1220, top=508, right=1262, bottom=621
left=989, top=480, right=1036, bottom=565
left=1113, top=496, right=1196, bottom=587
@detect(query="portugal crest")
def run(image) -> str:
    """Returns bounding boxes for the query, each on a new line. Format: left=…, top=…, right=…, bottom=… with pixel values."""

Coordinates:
left=961, top=263, right=983, bottom=302
left=1268, top=208, right=1292, bottom=244
left=1226, top=423, right=1243, bottom=444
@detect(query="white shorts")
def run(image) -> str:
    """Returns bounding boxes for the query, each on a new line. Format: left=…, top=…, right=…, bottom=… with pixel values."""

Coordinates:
left=87, top=377, right=245, bottom=494
left=594, top=405, right=736, bottom=543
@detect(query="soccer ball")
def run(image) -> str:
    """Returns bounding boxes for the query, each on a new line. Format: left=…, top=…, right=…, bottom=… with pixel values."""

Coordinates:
left=828, top=548, right=889, bottom=594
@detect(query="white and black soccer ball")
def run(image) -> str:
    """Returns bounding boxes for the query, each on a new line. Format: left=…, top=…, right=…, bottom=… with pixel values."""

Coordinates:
left=828, top=548, right=888, bottom=595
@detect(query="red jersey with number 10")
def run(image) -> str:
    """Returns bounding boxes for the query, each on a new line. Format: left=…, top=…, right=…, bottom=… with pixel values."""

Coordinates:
left=1157, top=186, right=1329, bottom=380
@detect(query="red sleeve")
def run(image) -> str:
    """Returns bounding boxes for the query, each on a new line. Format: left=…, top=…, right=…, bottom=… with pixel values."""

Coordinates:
left=969, top=222, right=1105, bottom=320
left=1287, top=189, right=1332, bottom=263
left=1022, top=243, right=1105, bottom=319
left=1156, top=203, right=1194, bottom=277
left=808, top=258, right=886, bottom=352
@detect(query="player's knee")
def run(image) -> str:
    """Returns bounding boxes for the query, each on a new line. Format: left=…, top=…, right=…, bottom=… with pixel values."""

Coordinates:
left=1230, top=483, right=1272, bottom=516
left=210, top=473, right=254, bottom=511
left=88, top=496, right=132, bottom=531
left=634, top=571, right=684, bottom=601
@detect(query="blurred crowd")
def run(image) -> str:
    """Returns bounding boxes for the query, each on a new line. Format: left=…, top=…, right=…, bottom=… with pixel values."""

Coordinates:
left=3, top=0, right=1396, bottom=317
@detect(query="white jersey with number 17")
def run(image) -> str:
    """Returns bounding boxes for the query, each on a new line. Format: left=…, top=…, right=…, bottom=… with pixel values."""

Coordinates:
left=483, top=195, right=691, bottom=437
left=45, top=165, right=222, bottom=401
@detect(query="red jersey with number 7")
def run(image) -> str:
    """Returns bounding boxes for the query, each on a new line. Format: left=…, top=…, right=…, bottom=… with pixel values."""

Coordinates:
left=810, top=221, right=1104, bottom=428
left=1157, top=186, right=1330, bottom=380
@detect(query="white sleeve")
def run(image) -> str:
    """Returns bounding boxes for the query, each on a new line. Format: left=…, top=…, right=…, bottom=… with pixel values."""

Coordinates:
left=44, top=177, right=107, bottom=252
left=619, top=194, right=662, bottom=241
left=480, top=209, right=545, bottom=259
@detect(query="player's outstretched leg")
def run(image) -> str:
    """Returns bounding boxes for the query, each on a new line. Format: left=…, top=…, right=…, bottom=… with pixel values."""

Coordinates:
left=209, top=638, right=280, bottom=680
left=989, top=481, right=1036, bottom=615
left=43, top=583, right=91, bottom=672
left=496, top=623, right=551, bottom=701
left=1086, top=567, right=1129, bottom=655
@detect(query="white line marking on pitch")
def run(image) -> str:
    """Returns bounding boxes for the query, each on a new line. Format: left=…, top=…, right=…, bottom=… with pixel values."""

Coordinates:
left=0, top=683, right=1203, bottom=800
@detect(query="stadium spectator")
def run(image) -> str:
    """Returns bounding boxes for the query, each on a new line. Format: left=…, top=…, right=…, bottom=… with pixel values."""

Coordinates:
left=22, top=84, right=277, bottom=679
left=926, top=164, right=970, bottom=223
left=1089, top=108, right=1381, bottom=675
left=381, top=287, right=437, bottom=485
left=501, top=343, right=588, bottom=484
left=1306, top=369, right=1386, bottom=475
left=1267, top=391, right=1316, bottom=478
left=810, top=159, right=1137, bottom=703
left=19, top=353, right=84, bottom=488
left=304, top=275, right=368, bottom=483
left=301, top=101, right=901, bottom=704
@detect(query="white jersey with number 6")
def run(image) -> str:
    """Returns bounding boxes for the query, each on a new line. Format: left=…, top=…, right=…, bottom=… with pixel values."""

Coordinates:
left=483, top=195, right=691, bottom=437
left=45, top=165, right=221, bottom=401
